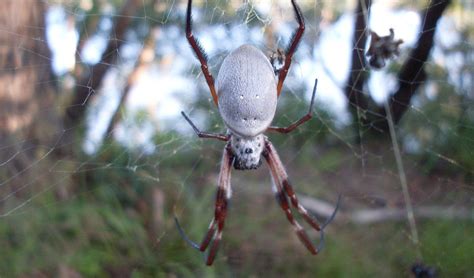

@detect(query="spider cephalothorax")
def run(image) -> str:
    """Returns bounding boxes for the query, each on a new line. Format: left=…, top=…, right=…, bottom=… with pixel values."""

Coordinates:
left=175, top=0, right=340, bottom=266
left=230, top=134, right=265, bottom=170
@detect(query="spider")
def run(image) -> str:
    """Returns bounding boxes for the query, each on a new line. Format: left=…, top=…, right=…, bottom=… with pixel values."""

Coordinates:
left=175, top=0, right=340, bottom=265
left=366, top=28, right=403, bottom=69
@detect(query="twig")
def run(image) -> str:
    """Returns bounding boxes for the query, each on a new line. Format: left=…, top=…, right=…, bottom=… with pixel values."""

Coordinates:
left=385, top=98, right=421, bottom=259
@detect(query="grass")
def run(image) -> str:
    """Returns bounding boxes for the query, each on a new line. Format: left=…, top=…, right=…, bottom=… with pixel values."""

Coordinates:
left=0, top=137, right=473, bottom=277
left=1, top=183, right=473, bottom=276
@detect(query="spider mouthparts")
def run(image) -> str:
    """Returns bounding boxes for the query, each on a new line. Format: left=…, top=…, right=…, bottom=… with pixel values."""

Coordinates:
left=233, top=157, right=262, bottom=170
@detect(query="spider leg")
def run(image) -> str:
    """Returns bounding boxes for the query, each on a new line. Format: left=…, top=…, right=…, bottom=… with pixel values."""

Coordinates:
left=265, top=139, right=340, bottom=229
left=175, top=145, right=233, bottom=265
left=174, top=216, right=210, bottom=250
left=186, top=0, right=218, bottom=106
left=277, top=0, right=305, bottom=96
left=264, top=151, right=321, bottom=254
left=263, top=139, right=340, bottom=254
left=268, top=79, right=317, bottom=134
left=181, top=111, right=230, bottom=141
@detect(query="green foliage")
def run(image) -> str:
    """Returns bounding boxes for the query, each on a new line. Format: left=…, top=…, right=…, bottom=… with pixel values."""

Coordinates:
left=420, top=221, right=474, bottom=277
left=400, top=65, right=474, bottom=175
left=1, top=140, right=472, bottom=276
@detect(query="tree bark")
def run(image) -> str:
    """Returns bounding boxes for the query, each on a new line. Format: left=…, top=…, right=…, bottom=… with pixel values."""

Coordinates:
left=0, top=0, right=57, bottom=140
left=0, top=0, right=58, bottom=156
left=0, top=0, right=59, bottom=200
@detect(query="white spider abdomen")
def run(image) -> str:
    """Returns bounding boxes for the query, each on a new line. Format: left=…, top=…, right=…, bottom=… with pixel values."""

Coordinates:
left=217, top=44, right=278, bottom=137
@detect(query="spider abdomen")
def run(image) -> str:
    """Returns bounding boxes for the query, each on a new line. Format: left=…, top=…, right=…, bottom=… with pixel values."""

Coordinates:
left=217, top=44, right=277, bottom=137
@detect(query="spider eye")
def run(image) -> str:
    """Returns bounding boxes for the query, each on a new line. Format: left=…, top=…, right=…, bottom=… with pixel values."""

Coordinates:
left=245, top=148, right=253, bottom=154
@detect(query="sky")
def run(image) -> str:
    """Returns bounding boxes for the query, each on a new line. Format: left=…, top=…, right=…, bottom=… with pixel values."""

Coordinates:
left=45, top=2, right=461, bottom=154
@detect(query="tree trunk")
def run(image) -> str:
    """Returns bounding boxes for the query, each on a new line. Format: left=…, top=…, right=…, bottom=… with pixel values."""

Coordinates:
left=105, top=27, right=158, bottom=138
left=373, top=0, right=452, bottom=131
left=64, top=0, right=143, bottom=132
left=0, top=1, right=58, bottom=163
left=0, top=0, right=59, bottom=198
left=0, top=0, right=57, bottom=140
left=345, top=0, right=372, bottom=141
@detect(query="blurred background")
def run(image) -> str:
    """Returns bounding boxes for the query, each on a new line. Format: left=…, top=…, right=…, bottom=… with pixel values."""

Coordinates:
left=0, top=0, right=473, bottom=276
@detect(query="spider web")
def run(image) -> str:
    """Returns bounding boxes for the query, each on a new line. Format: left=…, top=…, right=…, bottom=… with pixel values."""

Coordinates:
left=0, top=0, right=473, bottom=276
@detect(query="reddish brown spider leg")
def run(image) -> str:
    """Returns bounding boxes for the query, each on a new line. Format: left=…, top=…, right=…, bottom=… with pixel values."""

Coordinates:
left=263, top=150, right=320, bottom=254
left=268, top=79, right=317, bottom=134
left=181, top=111, right=230, bottom=141
left=265, top=140, right=340, bottom=231
left=175, top=145, right=233, bottom=265
left=277, top=0, right=305, bottom=96
left=186, top=0, right=219, bottom=106
left=264, top=140, right=340, bottom=253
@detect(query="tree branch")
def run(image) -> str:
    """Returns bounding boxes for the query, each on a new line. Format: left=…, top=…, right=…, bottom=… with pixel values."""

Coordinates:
left=299, top=195, right=472, bottom=225
left=345, top=0, right=372, bottom=121
left=373, top=0, right=452, bottom=131
left=64, top=0, right=143, bottom=130
left=105, top=27, right=157, bottom=138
